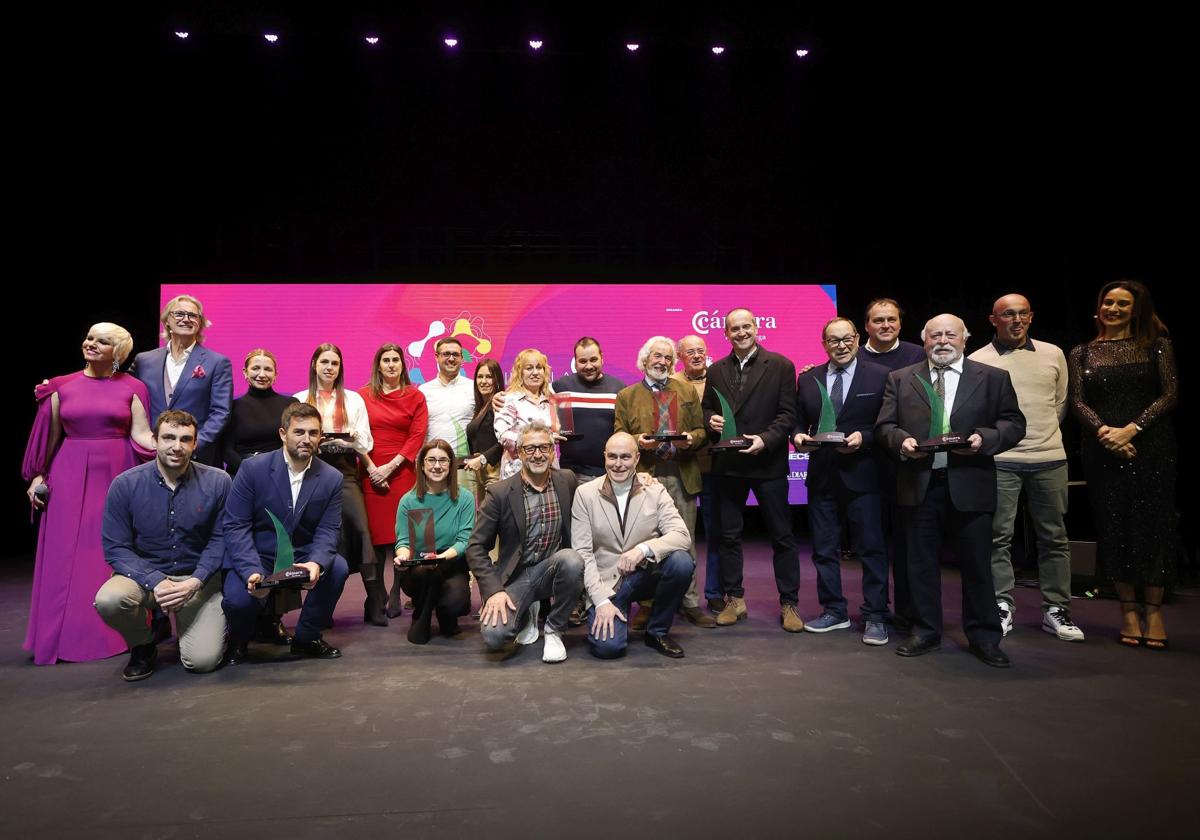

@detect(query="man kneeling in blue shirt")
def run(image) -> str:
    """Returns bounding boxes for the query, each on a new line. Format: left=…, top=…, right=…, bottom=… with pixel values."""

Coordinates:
left=96, top=409, right=231, bottom=681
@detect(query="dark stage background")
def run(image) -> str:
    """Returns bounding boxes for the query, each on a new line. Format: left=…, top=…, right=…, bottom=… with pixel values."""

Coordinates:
left=11, top=4, right=1192, bottom=568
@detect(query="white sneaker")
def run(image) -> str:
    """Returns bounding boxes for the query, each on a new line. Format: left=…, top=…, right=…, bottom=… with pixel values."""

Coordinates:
left=997, top=601, right=1013, bottom=637
left=515, top=601, right=540, bottom=645
left=542, top=630, right=566, bottom=663
left=1043, top=607, right=1085, bottom=642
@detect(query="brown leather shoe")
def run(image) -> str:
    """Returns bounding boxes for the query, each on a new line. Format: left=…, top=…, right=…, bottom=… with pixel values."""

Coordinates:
left=716, top=597, right=747, bottom=626
left=780, top=604, right=805, bottom=633
left=630, top=603, right=651, bottom=632
left=681, top=605, right=717, bottom=628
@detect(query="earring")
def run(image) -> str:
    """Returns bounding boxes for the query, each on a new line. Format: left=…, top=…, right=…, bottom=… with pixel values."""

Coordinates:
left=112, top=359, right=120, bottom=373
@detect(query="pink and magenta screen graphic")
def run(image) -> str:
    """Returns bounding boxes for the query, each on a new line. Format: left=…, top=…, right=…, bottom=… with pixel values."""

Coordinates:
left=161, top=283, right=837, bottom=503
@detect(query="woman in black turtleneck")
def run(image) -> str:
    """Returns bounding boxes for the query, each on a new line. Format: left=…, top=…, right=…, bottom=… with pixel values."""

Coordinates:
left=222, top=349, right=299, bottom=477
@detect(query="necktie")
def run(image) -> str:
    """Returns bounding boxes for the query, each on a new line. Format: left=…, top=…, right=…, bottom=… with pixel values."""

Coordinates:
left=933, top=365, right=950, bottom=434
left=831, top=367, right=845, bottom=414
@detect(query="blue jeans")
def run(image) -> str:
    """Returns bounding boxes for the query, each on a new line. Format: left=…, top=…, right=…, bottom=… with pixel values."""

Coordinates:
left=479, top=549, right=584, bottom=651
left=223, top=554, right=350, bottom=645
left=700, top=472, right=724, bottom=600
left=588, top=550, right=694, bottom=659
left=808, top=490, right=889, bottom=622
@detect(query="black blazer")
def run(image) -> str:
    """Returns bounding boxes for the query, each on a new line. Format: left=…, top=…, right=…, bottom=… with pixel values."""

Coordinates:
left=466, top=404, right=502, bottom=466
left=874, top=358, right=1026, bottom=512
left=701, top=346, right=798, bottom=479
left=466, top=468, right=579, bottom=601
left=794, top=359, right=889, bottom=495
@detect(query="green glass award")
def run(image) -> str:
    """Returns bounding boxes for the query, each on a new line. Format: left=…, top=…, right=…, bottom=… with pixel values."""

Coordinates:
left=710, top=387, right=752, bottom=451
left=256, top=509, right=312, bottom=589
left=809, top=380, right=847, bottom=447
left=397, top=507, right=440, bottom=567
left=915, top=377, right=968, bottom=451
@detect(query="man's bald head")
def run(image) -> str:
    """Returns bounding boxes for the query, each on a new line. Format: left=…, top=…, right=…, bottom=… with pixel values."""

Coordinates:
left=603, top=432, right=640, bottom=483
left=989, top=294, right=1034, bottom=349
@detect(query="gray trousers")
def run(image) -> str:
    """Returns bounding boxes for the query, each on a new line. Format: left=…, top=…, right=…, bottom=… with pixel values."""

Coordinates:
left=94, top=574, right=226, bottom=673
left=480, top=548, right=583, bottom=650
left=657, top=475, right=700, bottom=609
left=991, top=465, right=1072, bottom=611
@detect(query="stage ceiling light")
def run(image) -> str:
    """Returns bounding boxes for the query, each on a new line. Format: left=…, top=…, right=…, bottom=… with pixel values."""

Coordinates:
left=795, top=49, right=809, bottom=57
left=626, top=43, right=640, bottom=52
left=264, top=33, right=279, bottom=43
left=365, top=36, right=380, bottom=45
left=711, top=45, right=725, bottom=55
left=444, top=37, right=458, bottom=48
left=174, top=31, right=189, bottom=40
left=529, top=39, right=543, bottom=50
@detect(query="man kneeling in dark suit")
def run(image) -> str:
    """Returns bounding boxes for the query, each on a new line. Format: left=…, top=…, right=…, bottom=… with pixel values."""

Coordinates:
left=875, top=314, right=1025, bottom=668
left=222, top=402, right=350, bottom=663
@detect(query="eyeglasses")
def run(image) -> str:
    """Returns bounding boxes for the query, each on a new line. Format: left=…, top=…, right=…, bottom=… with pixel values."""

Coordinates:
left=520, top=443, right=554, bottom=456
left=423, top=456, right=451, bottom=466
left=997, top=310, right=1033, bottom=321
left=824, top=336, right=857, bottom=347
left=438, top=351, right=462, bottom=359
left=169, top=310, right=200, bottom=322
left=681, top=348, right=707, bottom=358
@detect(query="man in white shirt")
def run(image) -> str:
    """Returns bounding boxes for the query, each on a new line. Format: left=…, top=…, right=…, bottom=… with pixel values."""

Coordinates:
left=420, top=337, right=477, bottom=496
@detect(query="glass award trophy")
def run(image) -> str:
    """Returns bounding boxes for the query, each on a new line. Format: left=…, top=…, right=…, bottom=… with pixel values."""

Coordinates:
left=255, top=510, right=311, bottom=589
left=650, top=389, right=689, bottom=442
left=809, top=380, right=847, bottom=447
left=551, top=393, right=583, bottom=441
left=397, top=507, right=441, bottom=567
left=915, top=377, right=967, bottom=452
left=710, top=388, right=752, bottom=452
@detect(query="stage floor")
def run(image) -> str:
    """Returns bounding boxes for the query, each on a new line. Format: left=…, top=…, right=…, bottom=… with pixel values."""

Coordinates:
left=1, top=546, right=1197, bottom=839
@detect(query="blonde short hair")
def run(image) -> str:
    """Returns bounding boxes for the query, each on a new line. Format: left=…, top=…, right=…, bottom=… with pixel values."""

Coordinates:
left=91, top=322, right=134, bottom=366
left=159, top=294, right=210, bottom=343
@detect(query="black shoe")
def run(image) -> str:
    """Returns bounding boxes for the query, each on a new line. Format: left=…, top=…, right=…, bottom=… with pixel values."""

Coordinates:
left=968, top=641, right=1011, bottom=668
left=645, top=633, right=685, bottom=659
left=363, top=603, right=389, bottom=627
left=150, top=613, right=172, bottom=645
left=895, top=635, right=941, bottom=657
left=291, top=636, right=342, bottom=659
left=223, top=640, right=250, bottom=666
left=706, top=597, right=726, bottom=614
left=254, top=615, right=293, bottom=645
left=122, top=643, right=157, bottom=681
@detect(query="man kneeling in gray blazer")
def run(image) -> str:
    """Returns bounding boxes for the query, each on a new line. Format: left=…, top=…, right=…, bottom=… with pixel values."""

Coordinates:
left=572, top=432, right=696, bottom=659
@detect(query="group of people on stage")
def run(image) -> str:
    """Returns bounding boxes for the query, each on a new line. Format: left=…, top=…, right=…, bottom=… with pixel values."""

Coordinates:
left=21, top=281, right=1179, bottom=680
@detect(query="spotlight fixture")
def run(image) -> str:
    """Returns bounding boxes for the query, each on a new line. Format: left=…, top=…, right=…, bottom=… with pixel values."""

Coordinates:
left=795, top=48, right=809, bottom=58
left=529, top=39, right=543, bottom=50
left=711, top=45, right=725, bottom=55
left=365, top=36, right=380, bottom=45
left=264, top=33, right=279, bottom=43
left=625, top=43, right=640, bottom=52
left=443, top=37, right=458, bottom=48
left=174, top=31, right=189, bottom=40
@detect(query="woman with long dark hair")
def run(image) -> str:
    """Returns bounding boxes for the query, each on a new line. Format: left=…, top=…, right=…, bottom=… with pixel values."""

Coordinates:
left=1069, top=280, right=1179, bottom=649
left=464, top=357, right=505, bottom=503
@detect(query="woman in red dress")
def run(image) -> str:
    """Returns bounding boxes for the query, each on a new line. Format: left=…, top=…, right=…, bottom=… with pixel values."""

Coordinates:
left=358, top=343, right=428, bottom=625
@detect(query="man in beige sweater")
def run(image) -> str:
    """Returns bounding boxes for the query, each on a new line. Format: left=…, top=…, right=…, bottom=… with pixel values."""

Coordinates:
left=969, top=294, right=1084, bottom=642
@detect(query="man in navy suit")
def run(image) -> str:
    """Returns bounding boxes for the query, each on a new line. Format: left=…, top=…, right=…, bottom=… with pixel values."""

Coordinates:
left=222, top=402, right=349, bottom=663
left=793, top=317, right=892, bottom=646
left=875, top=314, right=1026, bottom=668
left=129, top=294, right=232, bottom=466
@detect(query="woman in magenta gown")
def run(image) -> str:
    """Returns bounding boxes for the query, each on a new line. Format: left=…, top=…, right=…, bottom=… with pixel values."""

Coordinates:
left=22, top=323, right=155, bottom=664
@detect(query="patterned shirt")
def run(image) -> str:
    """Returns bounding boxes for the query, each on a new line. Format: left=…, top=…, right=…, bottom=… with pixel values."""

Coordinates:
left=521, top=475, right=562, bottom=567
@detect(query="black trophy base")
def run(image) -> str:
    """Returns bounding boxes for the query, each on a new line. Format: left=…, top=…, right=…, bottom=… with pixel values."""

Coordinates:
left=257, top=566, right=311, bottom=590
left=556, top=431, right=583, bottom=441
left=916, top=433, right=969, bottom=452
left=810, top=432, right=847, bottom=448
left=712, top=437, right=753, bottom=452
left=649, top=433, right=689, bottom=442
left=396, top=553, right=440, bottom=568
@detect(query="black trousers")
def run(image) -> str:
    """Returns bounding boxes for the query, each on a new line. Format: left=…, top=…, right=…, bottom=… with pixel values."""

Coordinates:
left=716, top=474, right=799, bottom=605
left=397, top=563, right=470, bottom=643
left=900, top=471, right=1002, bottom=645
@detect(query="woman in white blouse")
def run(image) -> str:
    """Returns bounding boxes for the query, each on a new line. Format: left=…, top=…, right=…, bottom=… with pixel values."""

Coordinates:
left=295, top=343, right=379, bottom=622
left=494, top=348, right=565, bottom=479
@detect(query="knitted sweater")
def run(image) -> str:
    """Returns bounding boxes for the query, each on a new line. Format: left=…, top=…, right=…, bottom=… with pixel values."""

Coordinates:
left=968, top=338, right=1067, bottom=465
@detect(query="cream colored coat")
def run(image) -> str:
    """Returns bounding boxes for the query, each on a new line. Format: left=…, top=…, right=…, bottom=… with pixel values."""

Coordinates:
left=571, top=474, right=692, bottom=606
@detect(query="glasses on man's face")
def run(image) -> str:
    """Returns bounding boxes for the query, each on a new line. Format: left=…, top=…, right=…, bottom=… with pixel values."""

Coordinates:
left=424, top=457, right=451, bottom=466
left=682, top=348, right=707, bottom=358
left=170, top=310, right=199, bottom=322
left=824, top=336, right=857, bottom=348
left=520, top=443, right=554, bottom=456
left=438, top=351, right=462, bottom=359
left=997, top=310, right=1033, bottom=322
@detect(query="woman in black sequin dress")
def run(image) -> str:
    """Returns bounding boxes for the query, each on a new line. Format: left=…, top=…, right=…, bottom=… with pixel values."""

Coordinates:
left=1069, top=281, right=1178, bottom=649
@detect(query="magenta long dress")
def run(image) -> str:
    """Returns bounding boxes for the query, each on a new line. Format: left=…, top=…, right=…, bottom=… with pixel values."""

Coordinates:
left=21, top=371, right=153, bottom=665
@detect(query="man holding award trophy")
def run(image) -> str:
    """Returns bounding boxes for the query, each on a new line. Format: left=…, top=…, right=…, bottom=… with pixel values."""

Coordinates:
left=614, top=336, right=715, bottom=629
left=792, top=318, right=892, bottom=646
left=221, top=402, right=350, bottom=664
left=699, top=308, right=802, bottom=632
left=875, top=314, right=1026, bottom=667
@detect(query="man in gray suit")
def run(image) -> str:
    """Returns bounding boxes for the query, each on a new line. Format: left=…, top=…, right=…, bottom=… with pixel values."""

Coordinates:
left=572, top=432, right=695, bottom=659
left=467, top=421, right=583, bottom=663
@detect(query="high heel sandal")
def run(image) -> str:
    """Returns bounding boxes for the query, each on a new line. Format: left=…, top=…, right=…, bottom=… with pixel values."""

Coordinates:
left=1143, top=599, right=1169, bottom=651
left=1117, top=601, right=1143, bottom=648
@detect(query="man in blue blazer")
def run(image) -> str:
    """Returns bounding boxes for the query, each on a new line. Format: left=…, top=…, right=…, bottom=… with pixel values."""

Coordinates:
left=129, top=294, right=232, bottom=466
left=793, top=317, right=892, bottom=646
left=222, top=403, right=349, bottom=662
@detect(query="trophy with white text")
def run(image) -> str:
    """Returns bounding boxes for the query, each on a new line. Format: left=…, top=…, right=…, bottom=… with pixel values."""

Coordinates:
left=915, top=378, right=967, bottom=452
left=255, top=510, right=312, bottom=589
left=709, top=388, right=752, bottom=452
left=396, top=507, right=441, bottom=567
left=808, top=380, right=847, bottom=447
left=551, top=393, right=583, bottom=441
left=650, top=389, right=689, bottom=442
